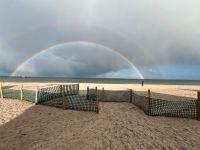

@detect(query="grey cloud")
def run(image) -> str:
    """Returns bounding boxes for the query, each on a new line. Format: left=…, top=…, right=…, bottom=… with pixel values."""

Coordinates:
left=0, top=0, right=200, bottom=78
left=14, top=44, right=133, bottom=77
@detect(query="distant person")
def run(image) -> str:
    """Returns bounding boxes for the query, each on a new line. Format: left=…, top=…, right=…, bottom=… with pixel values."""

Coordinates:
left=141, top=80, right=144, bottom=86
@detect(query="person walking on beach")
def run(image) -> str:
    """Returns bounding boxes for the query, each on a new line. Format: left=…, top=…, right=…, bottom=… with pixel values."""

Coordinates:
left=141, top=80, right=144, bottom=86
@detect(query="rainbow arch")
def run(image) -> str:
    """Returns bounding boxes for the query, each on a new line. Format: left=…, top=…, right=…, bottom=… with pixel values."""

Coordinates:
left=11, top=41, right=144, bottom=79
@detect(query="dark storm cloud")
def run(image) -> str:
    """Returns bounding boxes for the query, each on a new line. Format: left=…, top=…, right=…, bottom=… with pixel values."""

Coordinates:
left=14, top=44, right=133, bottom=77
left=0, top=0, right=200, bottom=78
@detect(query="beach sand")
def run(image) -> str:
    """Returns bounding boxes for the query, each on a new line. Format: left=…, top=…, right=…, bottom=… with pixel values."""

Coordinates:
left=0, top=83, right=200, bottom=149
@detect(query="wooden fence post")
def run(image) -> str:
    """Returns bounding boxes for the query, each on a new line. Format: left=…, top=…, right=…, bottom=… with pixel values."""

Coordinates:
left=60, top=85, right=65, bottom=109
left=95, top=87, right=99, bottom=113
left=0, top=82, right=3, bottom=99
left=87, top=86, right=89, bottom=97
left=132, top=90, right=135, bottom=103
left=130, top=89, right=133, bottom=103
left=77, top=84, right=79, bottom=95
left=35, top=87, right=38, bottom=104
left=197, top=91, right=200, bottom=121
left=148, top=89, right=152, bottom=115
left=20, top=83, right=23, bottom=101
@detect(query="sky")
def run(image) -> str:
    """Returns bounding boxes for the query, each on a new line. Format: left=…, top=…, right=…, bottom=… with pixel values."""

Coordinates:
left=0, top=0, right=200, bottom=79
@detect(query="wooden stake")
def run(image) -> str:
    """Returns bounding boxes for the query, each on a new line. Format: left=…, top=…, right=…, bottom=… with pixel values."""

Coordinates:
left=148, top=89, right=152, bottom=115
left=0, top=82, right=3, bottom=99
left=35, top=88, right=38, bottom=104
left=197, top=91, right=200, bottom=121
left=132, top=90, right=135, bottom=103
left=20, top=83, right=23, bottom=100
left=61, top=85, right=65, bottom=109
left=130, top=89, right=133, bottom=103
left=95, top=87, right=99, bottom=113
left=87, top=86, right=89, bottom=98
left=77, top=84, right=79, bottom=95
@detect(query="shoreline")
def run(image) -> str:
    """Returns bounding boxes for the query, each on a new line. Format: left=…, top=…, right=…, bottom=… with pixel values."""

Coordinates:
left=1, top=77, right=200, bottom=85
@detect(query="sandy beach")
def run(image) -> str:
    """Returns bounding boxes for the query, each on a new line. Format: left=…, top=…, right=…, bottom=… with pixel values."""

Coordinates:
left=1, top=83, right=200, bottom=149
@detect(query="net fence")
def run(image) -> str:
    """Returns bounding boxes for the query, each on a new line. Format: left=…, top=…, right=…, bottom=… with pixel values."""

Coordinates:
left=99, top=90, right=130, bottom=102
left=63, top=84, right=79, bottom=96
left=41, top=94, right=97, bottom=112
left=23, top=89, right=36, bottom=103
left=2, top=89, right=21, bottom=100
left=132, top=91, right=197, bottom=119
left=132, top=93, right=150, bottom=115
left=66, top=95, right=97, bottom=111
left=37, top=85, right=61, bottom=104
left=37, top=84, right=97, bottom=112
left=151, top=98, right=197, bottom=119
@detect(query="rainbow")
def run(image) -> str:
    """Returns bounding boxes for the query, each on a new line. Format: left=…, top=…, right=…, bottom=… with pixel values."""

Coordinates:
left=11, top=41, right=144, bottom=79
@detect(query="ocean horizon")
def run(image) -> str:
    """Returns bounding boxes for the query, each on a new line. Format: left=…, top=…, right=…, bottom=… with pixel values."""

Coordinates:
left=0, top=76, right=200, bottom=85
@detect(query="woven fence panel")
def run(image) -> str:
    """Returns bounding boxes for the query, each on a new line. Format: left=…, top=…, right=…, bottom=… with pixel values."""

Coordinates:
left=3, top=89, right=21, bottom=100
left=23, top=90, right=36, bottom=103
left=132, top=93, right=150, bottom=114
left=66, top=95, right=96, bottom=111
left=151, top=99, right=197, bottom=119
left=37, top=86, right=61, bottom=104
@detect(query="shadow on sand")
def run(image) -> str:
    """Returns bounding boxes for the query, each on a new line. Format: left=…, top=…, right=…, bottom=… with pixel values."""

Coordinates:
left=0, top=91, right=199, bottom=149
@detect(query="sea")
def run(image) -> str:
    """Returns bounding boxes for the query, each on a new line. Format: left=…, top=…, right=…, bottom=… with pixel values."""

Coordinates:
left=0, top=76, right=200, bottom=85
